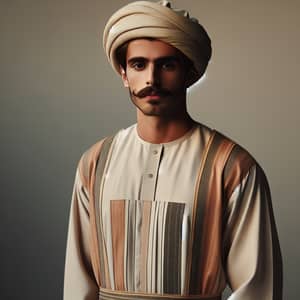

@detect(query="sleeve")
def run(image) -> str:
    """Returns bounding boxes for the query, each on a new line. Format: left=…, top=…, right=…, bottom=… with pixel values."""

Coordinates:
left=63, top=162, right=99, bottom=300
left=223, top=163, right=283, bottom=300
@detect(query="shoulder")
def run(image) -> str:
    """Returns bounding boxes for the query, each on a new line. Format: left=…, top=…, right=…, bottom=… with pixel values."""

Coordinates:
left=213, top=129, right=264, bottom=199
left=75, top=123, right=137, bottom=188
left=76, top=129, right=122, bottom=189
left=76, top=137, right=108, bottom=189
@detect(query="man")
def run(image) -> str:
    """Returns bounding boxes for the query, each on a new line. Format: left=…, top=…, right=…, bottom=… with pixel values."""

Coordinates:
left=64, top=1, right=282, bottom=300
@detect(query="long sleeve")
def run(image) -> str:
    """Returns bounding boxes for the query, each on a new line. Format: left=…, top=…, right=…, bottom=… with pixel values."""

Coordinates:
left=63, top=164, right=99, bottom=300
left=223, top=163, right=283, bottom=300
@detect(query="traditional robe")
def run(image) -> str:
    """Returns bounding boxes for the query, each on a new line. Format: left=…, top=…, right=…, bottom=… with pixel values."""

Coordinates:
left=64, top=122, right=282, bottom=300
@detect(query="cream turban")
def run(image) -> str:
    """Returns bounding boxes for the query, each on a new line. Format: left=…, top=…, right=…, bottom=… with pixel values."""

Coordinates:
left=103, top=0, right=212, bottom=85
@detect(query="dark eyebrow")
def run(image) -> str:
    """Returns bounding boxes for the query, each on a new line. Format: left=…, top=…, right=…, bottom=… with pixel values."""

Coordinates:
left=127, top=57, right=147, bottom=65
left=155, top=56, right=180, bottom=64
left=127, top=56, right=180, bottom=65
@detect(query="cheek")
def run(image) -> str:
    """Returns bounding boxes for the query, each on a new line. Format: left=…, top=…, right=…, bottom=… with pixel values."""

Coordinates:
left=126, top=73, right=146, bottom=91
left=163, top=74, right=186, bottom=90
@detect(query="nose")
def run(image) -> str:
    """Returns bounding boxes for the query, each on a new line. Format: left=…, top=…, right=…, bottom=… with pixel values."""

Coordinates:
left=146, top=63, right=160, bottom=87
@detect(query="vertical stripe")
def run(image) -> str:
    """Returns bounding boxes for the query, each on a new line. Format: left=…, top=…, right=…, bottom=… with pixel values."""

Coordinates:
left=187, top=131, right=235, bottom=294
left=163, top=202, right=185, bottom=294
left=151, top=202, right=159, bottom=292
left=126, top=199, right=136, bottom=291
left=223, top=144, right=255, bottom=202
left=185, top=130, right=216, bottom=293
left=79, top=139, right=105, bottom=286
left=181, top=207, right=190, bottom=294
left=140, top=201, right=152, bottom=292
left=199, top=140, right=235, bottom=294
left=111, top=200, right=126, bottom=290
left=96, top=135, right=115, bottom=289
left=123, top=200, right=129, bottom=291
left=134, top=201, right=144, bottom=291
left=160, top=202, right=168, bottom=293
left=222, top=145, right=256, bottom=257
left=156, top=202, right=166, bottom=293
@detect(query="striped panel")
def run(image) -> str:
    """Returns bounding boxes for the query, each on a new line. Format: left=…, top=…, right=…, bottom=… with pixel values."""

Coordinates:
left=99, top=288, right=221, bottom=300
left=79, top=138, right=110, bottom=286
left=78, top=138, right=107, bottom=286
left=94, top=135, right=115, bottom=288
left=198, top=135, right=235, bottom=294
left=109, top=199, right=186, bottom=294
left=187, top=131, right=235, bottom=294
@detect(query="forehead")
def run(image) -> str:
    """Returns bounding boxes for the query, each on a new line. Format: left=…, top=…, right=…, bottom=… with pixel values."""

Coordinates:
left=126, top=39, right=181, bottom=61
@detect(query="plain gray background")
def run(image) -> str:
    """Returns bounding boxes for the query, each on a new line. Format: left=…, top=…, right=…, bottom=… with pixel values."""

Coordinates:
left=1, top=0, right=299, bottom=299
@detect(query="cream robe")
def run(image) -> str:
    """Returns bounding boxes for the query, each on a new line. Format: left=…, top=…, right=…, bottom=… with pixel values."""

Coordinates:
left=64, top=122, right=282, bottom=300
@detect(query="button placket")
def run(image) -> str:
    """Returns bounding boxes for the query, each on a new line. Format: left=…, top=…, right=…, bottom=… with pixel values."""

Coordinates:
left=140, top=144, right=163, bottom=201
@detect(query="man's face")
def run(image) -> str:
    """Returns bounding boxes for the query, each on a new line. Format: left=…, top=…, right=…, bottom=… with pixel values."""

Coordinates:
left=121, top=39, right=190, bottom=118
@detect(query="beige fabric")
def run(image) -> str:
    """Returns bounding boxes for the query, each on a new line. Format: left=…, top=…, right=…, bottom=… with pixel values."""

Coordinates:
left=103, top=1, right=212, bottom=85
left=63, top=122, right=282, bottom=299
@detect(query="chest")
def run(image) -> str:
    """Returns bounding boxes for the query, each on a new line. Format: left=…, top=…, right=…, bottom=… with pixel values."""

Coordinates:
left=102, top=137, right=202, bottom=204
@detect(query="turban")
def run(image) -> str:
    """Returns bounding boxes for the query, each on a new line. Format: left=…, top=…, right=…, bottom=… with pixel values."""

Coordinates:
left=103, top=0, right=212, bottom=86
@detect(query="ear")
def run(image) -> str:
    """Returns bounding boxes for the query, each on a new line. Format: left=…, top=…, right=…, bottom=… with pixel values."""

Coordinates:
left=120, top=66, right=129, bottom=88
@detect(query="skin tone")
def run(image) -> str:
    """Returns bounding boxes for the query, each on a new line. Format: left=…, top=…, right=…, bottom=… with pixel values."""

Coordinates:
left=120, top=39, right=197, bottom=144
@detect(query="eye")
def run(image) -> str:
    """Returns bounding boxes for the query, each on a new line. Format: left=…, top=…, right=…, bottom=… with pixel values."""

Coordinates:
left=161, top=61, right=177, bottom=71
left=131, top=61, right=146, bottom=71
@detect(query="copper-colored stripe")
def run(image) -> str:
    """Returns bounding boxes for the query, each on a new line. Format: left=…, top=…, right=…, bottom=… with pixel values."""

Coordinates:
left=199, top=140, right=235, bottom=294
left=111, top=200, right=126, bottom=290
left=223, top=145, right=255, bottom=202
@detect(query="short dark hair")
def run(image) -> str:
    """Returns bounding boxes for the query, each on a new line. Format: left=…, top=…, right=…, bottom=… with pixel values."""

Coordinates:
left=115, top=38, right=195, bottom=74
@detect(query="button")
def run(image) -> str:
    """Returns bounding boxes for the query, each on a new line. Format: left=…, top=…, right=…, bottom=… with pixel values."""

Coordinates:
left=148, top=173, right=153, bottom=178
left=153, top=150, right=158, bottom=155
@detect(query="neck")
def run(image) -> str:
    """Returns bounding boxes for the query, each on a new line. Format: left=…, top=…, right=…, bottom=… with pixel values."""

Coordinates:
left=136, top=110, right=197, bottom=144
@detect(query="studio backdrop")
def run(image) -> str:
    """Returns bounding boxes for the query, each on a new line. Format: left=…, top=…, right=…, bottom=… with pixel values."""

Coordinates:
left=0, top=0, right=299, bottom=299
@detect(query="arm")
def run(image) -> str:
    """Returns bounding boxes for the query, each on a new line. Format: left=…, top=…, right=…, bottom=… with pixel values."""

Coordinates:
left=223, top=163, right=283, bottom=300
left=63, top=160, right=99, bottom=300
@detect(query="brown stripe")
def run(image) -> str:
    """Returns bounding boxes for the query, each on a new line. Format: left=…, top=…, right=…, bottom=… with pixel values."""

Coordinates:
left=223, top=144, right=256, bottom=202
left=198, top=138, right=235, bottom=294
left=99, top=287, right=221, bottom=300
left=140, top=201, right=152, bottom=292
left=111, top=200, right=126, bottom=290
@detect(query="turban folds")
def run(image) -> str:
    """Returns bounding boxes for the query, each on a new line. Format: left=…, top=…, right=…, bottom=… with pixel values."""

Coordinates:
left=103, top=0, right=212, bottom=86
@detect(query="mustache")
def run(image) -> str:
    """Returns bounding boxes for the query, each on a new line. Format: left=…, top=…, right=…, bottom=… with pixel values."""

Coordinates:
left=132, top=86, right=172, bottom=98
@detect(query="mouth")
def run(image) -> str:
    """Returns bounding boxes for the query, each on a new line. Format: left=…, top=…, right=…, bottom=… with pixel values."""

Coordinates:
left=145, top=94, right=161, bottom=100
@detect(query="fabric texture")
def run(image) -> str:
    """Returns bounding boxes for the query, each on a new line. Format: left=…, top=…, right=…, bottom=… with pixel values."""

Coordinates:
left=63, top=122, right=282, bottom=300
left=103, top=0, right=212, bottom=86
